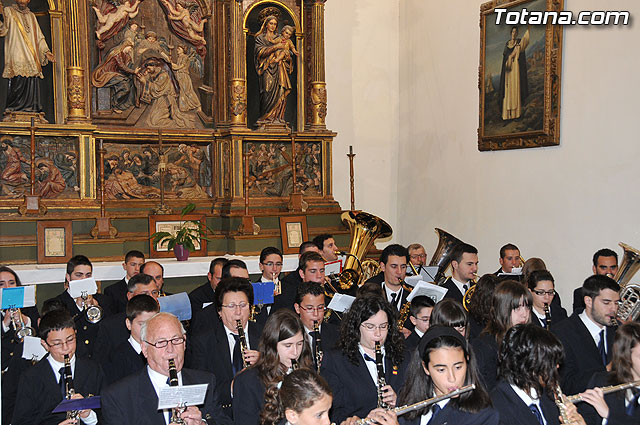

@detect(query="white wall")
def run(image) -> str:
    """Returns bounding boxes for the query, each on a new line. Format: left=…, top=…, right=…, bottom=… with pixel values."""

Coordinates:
left=396, top=0, right=640, bottom=304
left=325, top=1, right=400, bottom=236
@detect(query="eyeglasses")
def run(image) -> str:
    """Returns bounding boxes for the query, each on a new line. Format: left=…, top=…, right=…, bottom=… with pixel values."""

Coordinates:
left=415, top=316, right=430, bottom=323
left=410, top=254, right=427, bottom=259
left=262, top=262, right=283, bottom=267
left=46, top=334, right=76, bottom=348
left=361, top=322, right=389, bottom=331
left=140, top=289, right=160, bottom=297
left=533, top=289, right=556, bottom=296
left=144, top=336, right=186, bottom=348
left=299, top=305, right=325, bottom=313
left=221, top=302, right=250, bottom=310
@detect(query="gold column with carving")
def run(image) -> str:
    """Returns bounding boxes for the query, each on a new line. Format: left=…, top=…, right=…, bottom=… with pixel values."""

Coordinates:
left=230, top=0, right=247, bottom=128
left=308, top=0, right=327, bottom=130
left=66, top=0, right=87, bottom=122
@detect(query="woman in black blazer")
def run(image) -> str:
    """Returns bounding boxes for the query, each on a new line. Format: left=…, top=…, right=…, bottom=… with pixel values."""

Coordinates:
left=320, top=295, right=408, bottom=424
left=492, top=323, right=585, bottom=425
left=466, top=274, right=500, bottom=341
left=526, top=270, right=567, bottom=330
left=471, top=280, right=532, bottom=390
left=232, top=309, right=313, bottom=425
left=396, top=325, right=499, bottom=425
left=578, top=322, right=640, bottom=425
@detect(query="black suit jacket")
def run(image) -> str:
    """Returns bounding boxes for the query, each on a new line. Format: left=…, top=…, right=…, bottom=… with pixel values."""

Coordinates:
left=491, top=381, right=560, bottom=425
left=232, top=366, right=266, bottom=425
left=12, top=356, right=104, bottom=425
left=530, top=305, right=568, bottom=329
left=105, top=340, right=146, bottom=385
left=404, top=330, right=420, bottom=352
left=471, top=333, right=499, bottom=390
left=188, top=281, right=216, bottom=314
left=398, top=404, right=499, bottom=425
left=441, top=277, right=471, bottom=305
left=364, top=272, right=384, bottom=285
left=271, top=270, right=299, bottom=313
left=186, top=322, right=262, bottom=415
left=101, top=366, right=233, bottom=425
left=578, top=371, right=640, bottom=425
left=1, top=306, right=39, bottom=370
left=104, top=278, right=128, bottom=314
left=189, top=302, right=222, bottom=336
left=51, top=291, right=108, bottom=359
left=2, top=345, right=34, bottom=425
left=320, top=347, right=409, bottom=424
left=92, top=311, right=129, bottom=365
left=552, top=313, right=615, bottom=394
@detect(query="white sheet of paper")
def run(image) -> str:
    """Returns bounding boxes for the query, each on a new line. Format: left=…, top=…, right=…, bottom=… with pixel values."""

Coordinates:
left=326, top=293, right=356, bottom=313
left=405, top=276, right=422, bottom=287
left=68, top=278, right=98, bottom=298
left=0, top=285, right=36, bottom=308
left=324, top=260, right=342, bottom=276
left=202, top=302, right=213, bottom=309
left=419, top=266, right=440, bottom=282
left=22, top=335, right=48, bottom=361
left=157, top=384, right=209, bottom=410
left=406, top=280, right=448, bottom=304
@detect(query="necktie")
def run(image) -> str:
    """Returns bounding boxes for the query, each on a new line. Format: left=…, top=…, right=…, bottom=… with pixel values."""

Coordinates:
left=598, top=329, right=607, bottom=366
left=463, top=284, right=469, bottom=293
left=627, top=391, right=640, bottom=416
left=232, top=333, right=244, bottom=375
left=390, top=292, right=397, bottom=309
left=427, top=404, right=441, bottom=424
left=529, top=403, right=544, bottom=425
left=363, top=353, right=376, bottom=363
left=59, top=367, right=66, bottom=397
left=540, top=316, right=547, bottom=328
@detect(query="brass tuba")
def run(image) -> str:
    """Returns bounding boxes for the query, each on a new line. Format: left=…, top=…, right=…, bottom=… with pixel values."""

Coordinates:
left=614, top=243, right=640, bottom=322
left=334, top=211, right=392, bottom=292
left=428, top=228, right=465, bottom=285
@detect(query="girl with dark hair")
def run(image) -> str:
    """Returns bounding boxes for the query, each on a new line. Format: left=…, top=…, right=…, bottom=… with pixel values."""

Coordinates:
left=526, top=270, right=567, bottom=329
left=467, top=274, right=500, bottom=340
left=471, top=280, right=531, bottom=390
left=233, top=309, right=313, bottom=425
left=430, top=298, right=469, bottom=338
left=320, top=295, right=408, bottom=424
left=492, top=323, right=586, bottom=425
left=261, top=369, right=333, bottom=425
left=577, top=322, right=640, bottom=425
left=396, top=325, right=498, bottom=424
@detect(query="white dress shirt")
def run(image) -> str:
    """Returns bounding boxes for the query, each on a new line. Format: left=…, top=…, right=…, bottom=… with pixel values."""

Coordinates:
left=128, top=335, right=142, bottom=354
left=579, top=311, right=606, bottom=354
left=382, top=283, right=403, bottom=310
left=510, top=385, right=547, bottom=425
left=224, top=322, right=250, bottom=365
left=451, top=277, right=471, bottom=296
left=358, top=343, right=385, bottom=385
left=147, top=365, right=183, bottom=424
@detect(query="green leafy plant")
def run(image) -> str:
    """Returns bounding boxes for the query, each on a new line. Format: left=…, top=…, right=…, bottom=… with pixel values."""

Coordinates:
left=150, top=203, right=212, bottom=252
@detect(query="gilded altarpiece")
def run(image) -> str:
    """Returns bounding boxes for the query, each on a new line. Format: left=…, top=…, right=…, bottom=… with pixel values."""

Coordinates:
left=0, top=0, right=339, bottom=261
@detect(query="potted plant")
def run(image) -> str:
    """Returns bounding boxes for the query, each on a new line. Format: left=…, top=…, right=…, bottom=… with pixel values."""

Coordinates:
left=150, top=203, right=211, bottom=261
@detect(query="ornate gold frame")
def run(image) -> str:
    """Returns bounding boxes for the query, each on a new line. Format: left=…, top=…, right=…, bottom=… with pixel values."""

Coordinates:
left=478, top=0, right=563, bottom=151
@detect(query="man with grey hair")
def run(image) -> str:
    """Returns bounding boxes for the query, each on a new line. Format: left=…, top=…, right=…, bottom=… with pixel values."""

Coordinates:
left=101, top=312, right=233, bottom=424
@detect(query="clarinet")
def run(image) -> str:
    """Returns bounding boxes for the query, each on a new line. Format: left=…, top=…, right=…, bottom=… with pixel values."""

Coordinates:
left=236, top=319, right=249, bottom=368
left=353, top=385, right=476, bottom=425
left=291, top=358, right=298, bottom=370
left=543, top=303, right=551, bottom=330
left=168, top=358, right=186, bottom=424
left=63, top=354, right=80, bottom=420
left=375, top=341, right=388, bottom=409
left=313, top=320, right=323, bottom=373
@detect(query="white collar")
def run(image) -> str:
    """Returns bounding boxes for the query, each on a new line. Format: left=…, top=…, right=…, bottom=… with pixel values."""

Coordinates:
left=128, top=335, right=142, bottom=354
left=415, top=327, right=425, bottom=338
left=579, top=311, right=605, bottom=346
left=510, top=384, right=540, bottom=404
left=224, top=322, right=249, bottom=337
left=48, top=354, right=75, bottom=382
left=147, top=365, right=182, bottom=393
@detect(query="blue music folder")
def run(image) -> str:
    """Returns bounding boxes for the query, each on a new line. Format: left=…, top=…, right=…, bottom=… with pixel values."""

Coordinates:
left=158, top=292, right=192, bottom=321
left=52, top=396, right=101, bottom=413
left=0, top=286, right=36, bottom=309
left=252, top=281, right=275, bottom=305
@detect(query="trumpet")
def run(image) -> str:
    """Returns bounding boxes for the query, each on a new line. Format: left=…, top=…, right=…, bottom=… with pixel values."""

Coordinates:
left=543, top=303, right=551, bottom=330
left=168, top=358, right=186, bottom=424
left=80, top=292, right=103, bottom=324
left=353, top=384, right=476, bottom=424
left=236, top=320, right=249, bottom=369
left=63, top=354, right=80, bottom=420
left=8, top=308, right=35, bottom=342
left=565, top=380, right=640, bottom=403
left=313, top=320, right=322, bottom=373
left=375, top=341, right=387, bottom=409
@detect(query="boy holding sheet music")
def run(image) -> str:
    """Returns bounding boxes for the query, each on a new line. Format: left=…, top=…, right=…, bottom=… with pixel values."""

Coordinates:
left=12, top=309, right=104, bottom=425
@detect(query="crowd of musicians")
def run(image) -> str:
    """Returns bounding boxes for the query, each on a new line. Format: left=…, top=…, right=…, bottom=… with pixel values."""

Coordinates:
left=1, top=235, right=640, bottom=425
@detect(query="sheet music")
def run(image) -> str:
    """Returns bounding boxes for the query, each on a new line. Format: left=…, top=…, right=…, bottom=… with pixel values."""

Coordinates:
left=157, top=384, right=208, bottom=409
left=68, top=278, right=98, bottom=298
left=0, top=285, right=36, bottom=309
left=326, top=293, right=355, bottom=313
left=406, top=280, right=448, bottom=304
left=22, top=335, right=48, bottom=361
